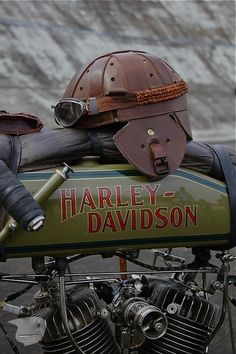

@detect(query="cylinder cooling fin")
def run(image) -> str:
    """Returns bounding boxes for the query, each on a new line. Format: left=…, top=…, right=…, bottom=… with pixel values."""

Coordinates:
left=139, top=280, right=219, bottom=354
left=139, top=314, right=211, bottom=354
left=33, top=289, right=120, bottom=354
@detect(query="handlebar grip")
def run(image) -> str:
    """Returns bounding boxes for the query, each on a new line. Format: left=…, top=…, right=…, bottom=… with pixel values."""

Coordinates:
left=0, top=160, right=44, bottom=230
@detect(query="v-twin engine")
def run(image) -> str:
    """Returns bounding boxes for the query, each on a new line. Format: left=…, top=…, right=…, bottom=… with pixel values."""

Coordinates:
left=32, top=277, right=219, bottom=354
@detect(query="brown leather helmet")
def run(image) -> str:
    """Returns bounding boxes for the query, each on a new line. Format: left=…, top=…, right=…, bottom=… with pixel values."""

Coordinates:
left=58, top=50, right=192, bottom=178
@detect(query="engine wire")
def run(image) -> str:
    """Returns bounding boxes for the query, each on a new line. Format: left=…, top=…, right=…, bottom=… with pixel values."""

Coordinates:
left=207, top=262, right=228, bottom=346
left=114, top=251, right=185, bottom=271
left=0, top=322, right=19, bottom=354
left=227, top=298, right=236, bottom=354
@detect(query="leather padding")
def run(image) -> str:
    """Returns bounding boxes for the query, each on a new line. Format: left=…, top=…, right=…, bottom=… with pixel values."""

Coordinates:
left=0, top=111, right=44, bottom=135
left=113, top=114, right=186, bottom=178
left=116, top=95, right=187, bottom=120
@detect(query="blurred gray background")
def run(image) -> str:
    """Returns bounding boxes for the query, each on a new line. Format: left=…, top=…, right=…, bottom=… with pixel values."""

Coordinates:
left=0, top=0, right=235, bottom=353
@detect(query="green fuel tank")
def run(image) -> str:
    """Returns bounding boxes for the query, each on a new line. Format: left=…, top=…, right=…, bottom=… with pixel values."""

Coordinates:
left=3, top=162, right=231, bottom=259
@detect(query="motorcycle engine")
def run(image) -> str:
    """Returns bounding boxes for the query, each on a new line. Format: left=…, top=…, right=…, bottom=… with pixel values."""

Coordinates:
left=31, top=276, right=219, bottom=354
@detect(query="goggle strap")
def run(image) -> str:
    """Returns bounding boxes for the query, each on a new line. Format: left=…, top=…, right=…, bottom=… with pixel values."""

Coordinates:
left=87, top=80, right=187, bottom=115
left=90, top=94, right=136, bottom=115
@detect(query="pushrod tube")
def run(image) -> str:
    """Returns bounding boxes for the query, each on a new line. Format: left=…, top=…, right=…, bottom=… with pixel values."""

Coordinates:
left=59, top=275, right=86, bottom=354
left=227, top=298, right=236, bottom=354
left=208, top=267, right=228, bottom=345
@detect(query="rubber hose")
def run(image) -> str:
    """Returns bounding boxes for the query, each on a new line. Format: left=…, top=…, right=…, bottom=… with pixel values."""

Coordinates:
left=0, top=160, right=44, bottom=229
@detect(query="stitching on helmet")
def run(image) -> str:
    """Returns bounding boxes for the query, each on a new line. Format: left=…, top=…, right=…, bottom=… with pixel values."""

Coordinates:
left=136, top=80, right=188, bottom=105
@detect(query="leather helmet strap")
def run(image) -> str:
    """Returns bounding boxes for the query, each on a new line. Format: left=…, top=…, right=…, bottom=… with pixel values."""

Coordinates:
left=149, top=141, right=169, bottom=176
left=87, top=80, right=187, bottom=115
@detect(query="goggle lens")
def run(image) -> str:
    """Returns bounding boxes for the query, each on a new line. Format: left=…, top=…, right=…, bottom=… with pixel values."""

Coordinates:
left=53, top=100, right=87, bottom=127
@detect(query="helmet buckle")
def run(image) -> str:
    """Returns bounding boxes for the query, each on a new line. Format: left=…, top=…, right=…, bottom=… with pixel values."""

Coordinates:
left=149, top=141, right=169, bottom=176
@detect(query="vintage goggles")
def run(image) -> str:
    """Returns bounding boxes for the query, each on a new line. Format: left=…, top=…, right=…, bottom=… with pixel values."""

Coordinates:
left=52, top=98, right=89, bottom=127
left=52, top=80, right=188, bottom=128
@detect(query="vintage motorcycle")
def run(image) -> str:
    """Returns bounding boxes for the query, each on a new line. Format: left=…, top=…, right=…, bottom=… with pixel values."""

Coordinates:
left=0, top=149, right=235, bottom=354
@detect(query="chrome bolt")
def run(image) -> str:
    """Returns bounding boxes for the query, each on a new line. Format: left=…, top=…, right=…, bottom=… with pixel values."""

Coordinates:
left=154, top=323, right=164, bottom=332
left=167, top=303, right=178, bottom=314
